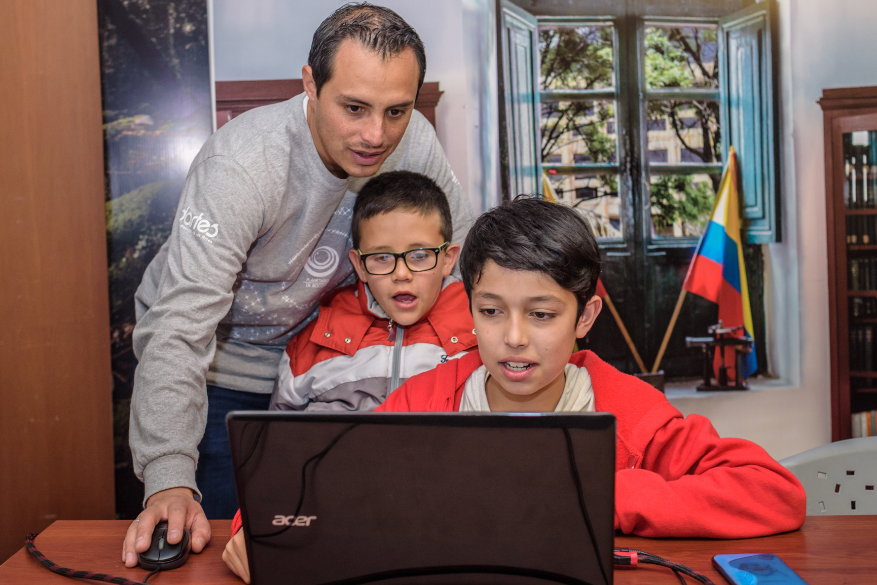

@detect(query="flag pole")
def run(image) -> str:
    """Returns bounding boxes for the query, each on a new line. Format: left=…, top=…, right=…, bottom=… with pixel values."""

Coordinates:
left=651, top=289, right=687, bottom=373
left=602, top=292, right=648, bottom=374
left=651, top=147, right=737, bottom=373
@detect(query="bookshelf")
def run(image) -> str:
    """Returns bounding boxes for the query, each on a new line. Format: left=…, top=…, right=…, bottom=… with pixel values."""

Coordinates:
left=820, top=86, right=877, bottom=440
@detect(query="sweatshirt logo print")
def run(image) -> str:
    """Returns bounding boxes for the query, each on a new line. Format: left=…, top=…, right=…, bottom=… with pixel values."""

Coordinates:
left=304, top=246, right=339, bottom=278
left=179, top=207, right=219, bottom=240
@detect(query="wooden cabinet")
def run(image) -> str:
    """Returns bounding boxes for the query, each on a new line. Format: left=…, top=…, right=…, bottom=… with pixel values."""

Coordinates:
left=820, top=86, right=877, bottom=440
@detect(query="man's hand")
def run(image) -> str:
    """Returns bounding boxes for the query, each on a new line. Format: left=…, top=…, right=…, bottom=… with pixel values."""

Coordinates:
left=122, top=487, right=211, bottom=568
left=222, top=529, right=250, bottom=583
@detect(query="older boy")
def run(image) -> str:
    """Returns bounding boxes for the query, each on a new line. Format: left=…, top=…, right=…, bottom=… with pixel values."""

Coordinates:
left=222, top=171, right=475, bottom=582
left=378, top=197, right=806, bottom=539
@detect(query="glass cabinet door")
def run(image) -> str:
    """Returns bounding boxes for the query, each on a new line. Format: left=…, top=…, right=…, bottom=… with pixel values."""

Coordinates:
left=843, top=129, right=877, bottom=435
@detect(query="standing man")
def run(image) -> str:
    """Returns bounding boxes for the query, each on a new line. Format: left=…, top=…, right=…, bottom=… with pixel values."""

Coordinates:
left=122, top=3, right=472, bottom=566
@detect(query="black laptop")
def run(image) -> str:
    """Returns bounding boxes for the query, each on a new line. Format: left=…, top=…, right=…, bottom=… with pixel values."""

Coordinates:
left=227, top=412, right=616, bottom=585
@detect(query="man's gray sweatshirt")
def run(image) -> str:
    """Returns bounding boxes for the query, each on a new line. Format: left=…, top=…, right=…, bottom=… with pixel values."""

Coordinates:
left=130, top=93, right=473, bottom=502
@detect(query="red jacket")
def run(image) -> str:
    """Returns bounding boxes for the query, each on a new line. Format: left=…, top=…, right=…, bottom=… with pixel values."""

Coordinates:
left=271, top=279, right=477, bottom=411
left=376, top=350, right=806, bottom=539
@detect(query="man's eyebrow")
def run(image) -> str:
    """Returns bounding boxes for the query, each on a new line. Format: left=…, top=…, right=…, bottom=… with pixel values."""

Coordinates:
left=337, top=95, right=372, bottom=107
left=337, top=95, right=415, bottom=109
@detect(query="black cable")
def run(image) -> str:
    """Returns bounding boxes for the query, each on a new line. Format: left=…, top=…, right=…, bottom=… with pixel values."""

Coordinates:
left=614, top=548, right=716, bottom=585
left=562, top=427, right=611, bottom=585
left=249, top=423, right=358, bottom=539
left=25, top=532, right=154, bottom=585
left=236, top=422, right=269, bottom=471
left=142, top=567, right=160, bottom=583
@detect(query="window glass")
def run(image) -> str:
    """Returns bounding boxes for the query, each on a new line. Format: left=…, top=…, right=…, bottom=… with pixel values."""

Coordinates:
left=546, top=174, right=621, bottom=238
left=646, top=100, right=721, bottom=164
left=644, top=25, right=718, bottom=89
left=649, top=174, right=717, bottom=237
left=539, top=25, right=614, bottom=90
left=541, top=100, right=617, bottom=165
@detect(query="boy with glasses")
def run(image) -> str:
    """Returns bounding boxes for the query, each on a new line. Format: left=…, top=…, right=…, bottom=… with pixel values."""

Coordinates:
left=270, top=169, right=475, bottom=413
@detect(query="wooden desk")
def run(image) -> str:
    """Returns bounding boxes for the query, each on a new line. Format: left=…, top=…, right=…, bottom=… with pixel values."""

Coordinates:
left=1, top=517, right=874, bottom=584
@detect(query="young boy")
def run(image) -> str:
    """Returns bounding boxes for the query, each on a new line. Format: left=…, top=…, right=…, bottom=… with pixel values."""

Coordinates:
left=377, top=197, right=806, bottom=539
left=269, top=170, right=476, bottom=413
left=222, top=170, right=476, bottom=582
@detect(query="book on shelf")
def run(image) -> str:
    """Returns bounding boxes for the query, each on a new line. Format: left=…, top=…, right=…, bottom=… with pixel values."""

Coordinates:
left=850, top=296, right=877, bottom=318
left=851, top=410, right=877, bottom=437
left=845, top=153, right=877, bottom=210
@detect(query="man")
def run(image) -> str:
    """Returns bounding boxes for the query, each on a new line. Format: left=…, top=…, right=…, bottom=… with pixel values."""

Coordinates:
left=122, top=3, right=472, bottom=567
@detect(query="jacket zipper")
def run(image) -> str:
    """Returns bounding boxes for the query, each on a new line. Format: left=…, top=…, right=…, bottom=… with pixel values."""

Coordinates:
left=390, top=323, right=405, bottom=392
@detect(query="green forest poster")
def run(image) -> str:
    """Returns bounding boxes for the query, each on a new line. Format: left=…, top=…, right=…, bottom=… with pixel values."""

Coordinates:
left=97, top=0, right=212, bottom=518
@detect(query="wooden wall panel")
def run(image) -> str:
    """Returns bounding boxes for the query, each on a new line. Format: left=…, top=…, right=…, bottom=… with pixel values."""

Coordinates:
left=0, top=0, right=114, bottom=564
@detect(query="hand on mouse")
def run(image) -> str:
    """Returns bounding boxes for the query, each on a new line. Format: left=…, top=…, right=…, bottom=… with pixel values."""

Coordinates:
left=122, top=487, right=211, bottom=568
left=222, top=529, right=250, bottom=583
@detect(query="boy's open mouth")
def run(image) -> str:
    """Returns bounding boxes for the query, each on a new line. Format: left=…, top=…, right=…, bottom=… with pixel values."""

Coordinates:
left=392, top=293, right=417, bottom=307
left=502, top=361, right=534, bottom=372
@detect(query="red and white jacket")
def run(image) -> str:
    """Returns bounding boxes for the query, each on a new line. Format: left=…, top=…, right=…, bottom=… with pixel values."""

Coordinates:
left=270, top=278, right=476, bottom=412
left=377, top=350, right=807, bottom=539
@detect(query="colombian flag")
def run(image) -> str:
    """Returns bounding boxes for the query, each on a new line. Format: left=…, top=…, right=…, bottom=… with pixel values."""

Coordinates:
left=682, top=147, right=757, bottom=380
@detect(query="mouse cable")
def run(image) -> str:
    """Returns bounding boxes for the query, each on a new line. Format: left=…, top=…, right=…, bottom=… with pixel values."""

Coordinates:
left=25, top=532, right=161, bottom=585
left=613, top=547, right=716, bottom=585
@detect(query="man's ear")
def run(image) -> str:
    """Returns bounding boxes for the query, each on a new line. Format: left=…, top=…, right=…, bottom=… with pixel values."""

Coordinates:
left=441, top=243, right=461, bottom=278
left=348, top=249, right=369, bottom=283
left=574, top=295, right=602, bottom=339
left=302, top=65, right=318, bottom=102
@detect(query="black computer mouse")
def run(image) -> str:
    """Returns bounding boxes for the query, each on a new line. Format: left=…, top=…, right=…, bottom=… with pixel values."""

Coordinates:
left=138, top=520, right=191, bottom=571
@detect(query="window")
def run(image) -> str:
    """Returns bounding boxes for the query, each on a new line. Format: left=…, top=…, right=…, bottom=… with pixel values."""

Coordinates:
left=498, top=0, right=778, bottom=378
left=538, top=22, right=621, bottom=238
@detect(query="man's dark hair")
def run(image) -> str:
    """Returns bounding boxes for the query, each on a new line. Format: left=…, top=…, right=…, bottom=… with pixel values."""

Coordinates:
left=459, top=197, right=602, bottom=318
left=352, top=171, right=453, bottom=249
left=309, top=3, right=426, bottom=96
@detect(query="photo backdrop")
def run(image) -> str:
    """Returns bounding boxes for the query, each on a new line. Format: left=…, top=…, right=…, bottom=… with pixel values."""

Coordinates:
left=97, top=0, right=213, bottom=518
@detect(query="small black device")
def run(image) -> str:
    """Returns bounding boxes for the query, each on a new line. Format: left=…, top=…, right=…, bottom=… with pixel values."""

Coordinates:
left=713, top=553, right=809, bottom=585
left=227, top=411, right=616, bottom=585
left=138, top=520, right=191, bottom=571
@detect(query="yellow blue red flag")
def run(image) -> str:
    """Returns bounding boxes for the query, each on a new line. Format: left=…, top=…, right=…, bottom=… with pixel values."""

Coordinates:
left=682, top=147, right=757, bottom=379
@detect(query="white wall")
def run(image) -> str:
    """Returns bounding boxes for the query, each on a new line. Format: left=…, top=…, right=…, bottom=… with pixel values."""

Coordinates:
left=212, top=0, right=499, bottom=214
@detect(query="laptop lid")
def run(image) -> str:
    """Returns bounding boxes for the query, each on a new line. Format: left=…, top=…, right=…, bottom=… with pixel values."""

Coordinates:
left=228, top=412, right=615, bottom=585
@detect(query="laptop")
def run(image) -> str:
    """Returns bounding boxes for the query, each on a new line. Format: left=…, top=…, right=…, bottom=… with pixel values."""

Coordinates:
left=227, top=412, right=616, bottom=585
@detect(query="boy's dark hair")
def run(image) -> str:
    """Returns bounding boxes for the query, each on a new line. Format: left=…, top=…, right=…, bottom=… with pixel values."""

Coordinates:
left=460, top=197, right=602, bottom=318
left=309, top=3, right=426, bottom=96
left=352, top=171, right=453, bottom=249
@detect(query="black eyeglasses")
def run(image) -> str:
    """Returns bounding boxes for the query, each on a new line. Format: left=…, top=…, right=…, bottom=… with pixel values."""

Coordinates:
left=357, top=242, right=450, bottom=275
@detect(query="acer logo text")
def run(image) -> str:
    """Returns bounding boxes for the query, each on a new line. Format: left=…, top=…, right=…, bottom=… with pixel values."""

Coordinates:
left=179, top=207, right=219, bottom=238
left=272, top=515, right=317, bottom=527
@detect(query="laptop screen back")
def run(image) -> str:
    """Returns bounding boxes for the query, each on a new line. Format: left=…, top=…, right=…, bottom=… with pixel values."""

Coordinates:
left=228, top=412, right=615, bottom=585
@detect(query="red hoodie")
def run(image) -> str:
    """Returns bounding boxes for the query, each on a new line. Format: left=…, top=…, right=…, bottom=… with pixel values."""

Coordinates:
left=375, top=350, right=806, bottom=539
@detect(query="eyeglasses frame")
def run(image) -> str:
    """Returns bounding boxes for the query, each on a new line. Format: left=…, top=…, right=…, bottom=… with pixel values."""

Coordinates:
left=356, top=242, right=451, bottom=276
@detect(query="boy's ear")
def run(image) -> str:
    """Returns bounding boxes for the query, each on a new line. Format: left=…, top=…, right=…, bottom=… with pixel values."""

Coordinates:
left=574, top=295, right=602, bottom=339
left=348, top=249, right=370, bottom=283
left=302, top=65, right=318, bottom=102
left=441, top=243, right=461, bottom=278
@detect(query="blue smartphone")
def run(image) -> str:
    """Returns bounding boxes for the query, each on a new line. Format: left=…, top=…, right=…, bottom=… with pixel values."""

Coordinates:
left=712, top=553, right=809, bottom=585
